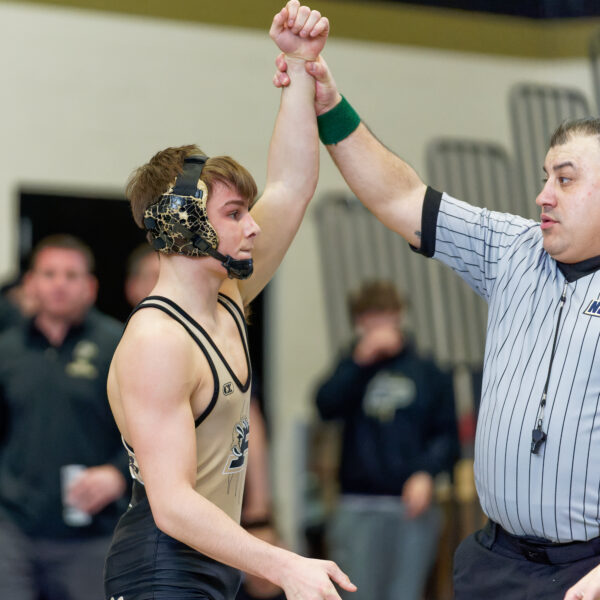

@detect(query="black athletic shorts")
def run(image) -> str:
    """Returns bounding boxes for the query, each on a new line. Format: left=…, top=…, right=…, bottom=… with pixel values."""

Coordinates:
left=104, top=481, right=242, bottom=600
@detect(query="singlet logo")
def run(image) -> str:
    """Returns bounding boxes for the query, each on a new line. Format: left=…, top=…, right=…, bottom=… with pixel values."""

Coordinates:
left=223, top=417, right=249, bottom=474
left=223, top=382, right=234, bottom=396
left=584, top=298, right=600, bottom=317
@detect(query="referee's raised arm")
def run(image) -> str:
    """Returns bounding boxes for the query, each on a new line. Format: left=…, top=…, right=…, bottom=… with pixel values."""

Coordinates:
left=274, top=55, right=427, bottom=248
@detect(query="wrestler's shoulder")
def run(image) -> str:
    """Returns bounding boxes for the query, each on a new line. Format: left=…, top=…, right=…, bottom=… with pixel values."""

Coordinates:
left=120, top=308, right=192, bottom=352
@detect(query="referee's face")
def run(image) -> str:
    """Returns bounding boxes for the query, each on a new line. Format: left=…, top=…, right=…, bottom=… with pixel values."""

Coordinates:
left=537, top=134, right=600, bottom=263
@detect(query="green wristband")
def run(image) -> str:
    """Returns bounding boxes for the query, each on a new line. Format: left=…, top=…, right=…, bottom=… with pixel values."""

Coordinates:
left=317, top=95, right=361, bottom=145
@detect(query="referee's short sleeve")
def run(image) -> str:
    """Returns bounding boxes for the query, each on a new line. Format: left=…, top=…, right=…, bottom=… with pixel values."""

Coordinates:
left=429, top=193, right=538, bottom=300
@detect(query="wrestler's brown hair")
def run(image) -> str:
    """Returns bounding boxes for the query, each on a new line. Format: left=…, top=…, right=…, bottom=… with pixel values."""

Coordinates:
left=127, top=145, right=258, bottom=232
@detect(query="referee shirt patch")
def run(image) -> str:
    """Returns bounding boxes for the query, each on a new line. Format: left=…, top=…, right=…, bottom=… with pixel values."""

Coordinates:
left=583, top=298, right=600, bottom=317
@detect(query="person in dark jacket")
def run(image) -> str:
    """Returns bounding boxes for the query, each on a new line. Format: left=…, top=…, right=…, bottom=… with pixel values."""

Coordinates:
left=316, top=280, right=459, bottom=600
left=0, top=234, right=128, bottom=600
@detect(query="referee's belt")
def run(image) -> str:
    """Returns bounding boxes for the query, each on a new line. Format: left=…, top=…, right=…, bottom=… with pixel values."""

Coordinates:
left=486, top=520, right=600, bottom=564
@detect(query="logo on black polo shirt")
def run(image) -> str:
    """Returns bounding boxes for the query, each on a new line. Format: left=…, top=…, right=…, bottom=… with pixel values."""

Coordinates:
left=223, top=417, right=249, bottom=475
left=65, top=340, right=98, bottom=379
left=223, top=381, right=234, bottom=395
left=584, top=298, right=600, bottom=317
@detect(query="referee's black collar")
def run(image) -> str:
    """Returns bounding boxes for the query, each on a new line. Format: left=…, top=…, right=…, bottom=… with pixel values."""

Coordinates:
left=556, top=254, right=600, bottom=282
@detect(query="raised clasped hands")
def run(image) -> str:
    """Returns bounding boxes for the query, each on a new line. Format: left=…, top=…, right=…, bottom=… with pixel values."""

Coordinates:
left=270, top=0, right=329, bottom=62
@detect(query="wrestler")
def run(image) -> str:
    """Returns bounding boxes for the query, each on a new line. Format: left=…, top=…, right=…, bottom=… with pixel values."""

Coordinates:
left=104, top=3, right=355, bottom=600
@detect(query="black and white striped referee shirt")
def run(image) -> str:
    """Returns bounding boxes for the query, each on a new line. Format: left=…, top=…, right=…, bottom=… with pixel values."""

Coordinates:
left=418, top=188, right=600, bottom=542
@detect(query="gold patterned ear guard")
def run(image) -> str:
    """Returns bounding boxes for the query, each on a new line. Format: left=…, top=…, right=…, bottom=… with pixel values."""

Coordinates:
left=143, top=156, right=219, bottom=257
left=143, top=155, right=254, bottom=279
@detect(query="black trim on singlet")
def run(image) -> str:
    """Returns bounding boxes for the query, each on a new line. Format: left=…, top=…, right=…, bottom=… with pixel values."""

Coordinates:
left=217, top=292, right=248, bottom=329
left=216, top=297, right=252, bottom=389
left=144, top=295, right=251, bottom=392
left=127, top=301, right=220, bottom=428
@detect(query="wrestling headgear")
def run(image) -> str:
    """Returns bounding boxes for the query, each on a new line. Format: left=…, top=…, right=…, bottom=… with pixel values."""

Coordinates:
left=143, top=155, right=253, bottom=280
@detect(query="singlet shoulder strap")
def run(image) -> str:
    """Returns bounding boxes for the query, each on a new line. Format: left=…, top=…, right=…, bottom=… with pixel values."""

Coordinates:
left=217, top=294, right=251, bottom=391
left=217, top=293, right=247, bottom=330
left=141, top=295, right=251, bottom=392
left=217, top=293, right=249, bottom=343
left=125, top=296, right=219, bottom=427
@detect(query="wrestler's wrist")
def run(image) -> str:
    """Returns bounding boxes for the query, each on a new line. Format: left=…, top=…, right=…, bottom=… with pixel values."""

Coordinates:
left=262, top=547, right=295, bottom=587
left=284, top=53, right=313, bottom=66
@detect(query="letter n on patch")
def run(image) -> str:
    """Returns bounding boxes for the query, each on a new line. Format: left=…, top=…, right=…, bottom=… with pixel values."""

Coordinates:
left=583, top=299, right=600, bottom=317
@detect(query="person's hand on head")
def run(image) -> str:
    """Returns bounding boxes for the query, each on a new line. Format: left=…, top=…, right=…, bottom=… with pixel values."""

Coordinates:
left=353, top=325, right=402, bottom=366
left=352, top=311, right=403, bottom=366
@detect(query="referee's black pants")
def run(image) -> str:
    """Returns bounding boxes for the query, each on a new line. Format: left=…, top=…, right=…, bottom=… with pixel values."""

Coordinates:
left=454, top=521, right=600, bottom=600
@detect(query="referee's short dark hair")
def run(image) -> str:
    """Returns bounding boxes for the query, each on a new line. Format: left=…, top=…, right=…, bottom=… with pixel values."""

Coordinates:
left=550, top=117, right=600, bottom=148
left=348, top=280, right=405, bottom=322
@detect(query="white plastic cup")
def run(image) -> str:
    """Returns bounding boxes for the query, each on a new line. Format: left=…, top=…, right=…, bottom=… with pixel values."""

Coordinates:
left=60, top=464, right=92, bottom=527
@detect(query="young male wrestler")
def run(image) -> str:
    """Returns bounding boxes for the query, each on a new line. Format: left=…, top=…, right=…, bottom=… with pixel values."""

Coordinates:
left=104, top=3, right=356, bottom=600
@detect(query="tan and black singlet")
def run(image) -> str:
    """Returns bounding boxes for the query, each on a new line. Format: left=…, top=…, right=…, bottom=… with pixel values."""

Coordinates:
left=105, top=293, right=251, bottom=600
left=123, top=293, right=251, bottom=522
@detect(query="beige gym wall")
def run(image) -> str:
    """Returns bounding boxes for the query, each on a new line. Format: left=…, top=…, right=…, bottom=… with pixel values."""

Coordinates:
left=0, top=0, right=597, bottom=547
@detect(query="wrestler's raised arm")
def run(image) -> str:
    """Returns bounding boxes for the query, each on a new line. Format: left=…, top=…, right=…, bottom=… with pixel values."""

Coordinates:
left=236, top=0, right=328, bottom=305
left=274, top=54, right=427, bottom=249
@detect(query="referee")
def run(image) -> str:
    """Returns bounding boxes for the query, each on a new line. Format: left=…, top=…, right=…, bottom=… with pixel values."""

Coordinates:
left=274, top=55, right=600, bottom=599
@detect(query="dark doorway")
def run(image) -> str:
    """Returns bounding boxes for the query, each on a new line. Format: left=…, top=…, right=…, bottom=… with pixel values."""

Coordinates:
left=18, top=189, right=265, bottom=387
left=20, top=190, right=145, bottom=322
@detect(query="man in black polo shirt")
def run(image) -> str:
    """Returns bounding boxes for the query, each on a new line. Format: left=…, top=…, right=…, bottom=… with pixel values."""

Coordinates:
left=0, top=234, right=128, bottom=600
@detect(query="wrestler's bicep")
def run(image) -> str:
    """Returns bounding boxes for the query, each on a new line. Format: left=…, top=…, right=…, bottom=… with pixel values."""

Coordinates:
left=115, top=324, right=199, bottom=512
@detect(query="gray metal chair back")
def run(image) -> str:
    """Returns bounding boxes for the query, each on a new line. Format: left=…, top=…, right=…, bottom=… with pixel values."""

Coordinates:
left=510, top=83, right=591, bottom=218
left=314, top=137, right=523, bottom=372
left=314, top=194, right=425, bottom=358
left=424, top=138, right=523, bottom=369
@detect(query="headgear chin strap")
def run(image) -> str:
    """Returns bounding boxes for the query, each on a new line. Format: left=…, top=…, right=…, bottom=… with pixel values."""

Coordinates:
left=143, top=155, right=253, bottom=280
left=192, top=237, right=254, bottom=280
